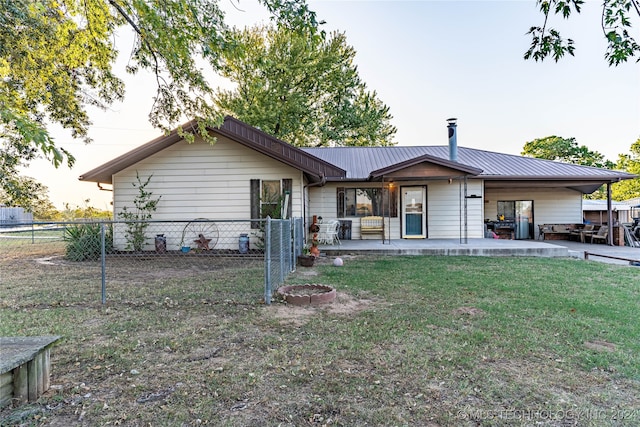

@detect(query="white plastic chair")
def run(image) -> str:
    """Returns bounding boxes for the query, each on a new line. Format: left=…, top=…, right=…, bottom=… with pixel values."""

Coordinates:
left=318, top=220, right=341, bottom=245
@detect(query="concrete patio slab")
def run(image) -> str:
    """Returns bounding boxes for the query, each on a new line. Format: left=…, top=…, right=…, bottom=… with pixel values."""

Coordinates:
left=318, top=238, right=640, bottom=266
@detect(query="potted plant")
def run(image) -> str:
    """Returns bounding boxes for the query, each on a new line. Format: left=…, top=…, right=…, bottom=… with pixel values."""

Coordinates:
left=309, top=238, right=320, bottom=258
left=298, top=244, right=315, bottom=267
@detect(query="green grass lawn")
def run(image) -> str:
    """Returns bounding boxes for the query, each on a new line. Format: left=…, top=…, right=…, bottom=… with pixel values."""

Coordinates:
left=1, top=255, right=639, bottom=426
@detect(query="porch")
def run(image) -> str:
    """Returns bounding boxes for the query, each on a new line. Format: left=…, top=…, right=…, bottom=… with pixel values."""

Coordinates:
left=317, top=238, right=640, bottom=265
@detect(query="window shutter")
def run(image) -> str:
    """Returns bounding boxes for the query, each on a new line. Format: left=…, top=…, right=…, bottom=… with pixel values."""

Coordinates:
left=336, top=187, right=345, bottom=218
left=388, top=186, right=398, bottom=217
left=282, top=179, right=292, bottom=219
left=250, top=179, right=260, bottom=228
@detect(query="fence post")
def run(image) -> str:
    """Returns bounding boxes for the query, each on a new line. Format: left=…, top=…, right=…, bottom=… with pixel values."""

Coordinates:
left=279, top=219, right=286, bottom=284
left=101, top=223, right=106, bottom=304
left=292, top=219, right=298, bottom=271
left=264, top=217, right=272, bottom=305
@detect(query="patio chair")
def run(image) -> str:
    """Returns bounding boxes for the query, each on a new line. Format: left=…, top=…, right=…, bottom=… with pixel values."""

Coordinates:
left=318, top=220, right=341, bottom=245
left=577, top=224, right=595, bottom=243
left=590, top=226, right=608, bottom=244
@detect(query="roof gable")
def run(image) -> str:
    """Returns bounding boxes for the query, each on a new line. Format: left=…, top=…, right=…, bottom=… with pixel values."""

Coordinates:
left=79, top=116, right=345, bottom=184
left=370, top=153, right=482, bottom=179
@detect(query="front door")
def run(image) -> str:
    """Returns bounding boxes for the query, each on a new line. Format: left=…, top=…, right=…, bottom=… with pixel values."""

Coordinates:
left=402, top=186, right=426, bottom=238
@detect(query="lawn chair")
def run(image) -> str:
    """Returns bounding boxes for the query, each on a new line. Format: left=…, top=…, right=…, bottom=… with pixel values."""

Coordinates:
left=590, top=226, right=608, bottom=244
left=318, top=220, right=341, bottom=245
left=577, top=224, right=595, bottom=243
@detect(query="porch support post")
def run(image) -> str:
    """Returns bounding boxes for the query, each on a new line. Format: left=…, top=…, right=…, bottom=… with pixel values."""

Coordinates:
left=458, top=178, right=462, bottom=244
left=382, top=176, right=388, bottom=244
left=607, top=182, right=613, bottom=246
left=463, top=176, right=468, bottom=244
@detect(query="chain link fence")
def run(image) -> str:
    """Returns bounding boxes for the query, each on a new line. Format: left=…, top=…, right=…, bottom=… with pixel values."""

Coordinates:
left=0, top=218, right=303, bottom=306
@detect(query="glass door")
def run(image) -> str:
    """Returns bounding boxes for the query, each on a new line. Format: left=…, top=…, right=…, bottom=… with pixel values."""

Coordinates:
left=515, top=200, right=533, bottom=239
left=498, top=200, right=533, bottom=239
left=402, top=186, right=426, bottom=238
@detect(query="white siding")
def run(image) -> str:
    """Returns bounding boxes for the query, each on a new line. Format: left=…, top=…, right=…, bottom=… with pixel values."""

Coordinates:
left=112, top=135, right=304, bottom=250
left=484, top=187, right=583, bottom=239
left=308, top=179, right=484, bottom=240
left=426, top=180, right=484, bottom=239
left=307, top=183, right=399, bottom=240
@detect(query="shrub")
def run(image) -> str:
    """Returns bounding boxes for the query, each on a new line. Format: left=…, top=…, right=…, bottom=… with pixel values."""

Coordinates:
left=117, top=172, right=161, bottom=252
left=64, top=223, right=113, bottom=261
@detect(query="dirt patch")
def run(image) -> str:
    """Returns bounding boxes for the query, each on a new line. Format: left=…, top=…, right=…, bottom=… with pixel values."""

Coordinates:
left=267, top=292, right=377, bottom=326
left=452, top=306, right=485, bottom=316
left=584, top=340, right=617, bottom=352
left=35, top=256, right=63, bottom=265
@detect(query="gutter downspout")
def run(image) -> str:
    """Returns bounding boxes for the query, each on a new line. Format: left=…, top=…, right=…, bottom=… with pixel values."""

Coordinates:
left=97, top=183, right=113, bottom=192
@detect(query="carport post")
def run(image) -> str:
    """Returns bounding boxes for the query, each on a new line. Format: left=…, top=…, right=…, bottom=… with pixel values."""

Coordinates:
left=607, top=183, right=614, bottom=246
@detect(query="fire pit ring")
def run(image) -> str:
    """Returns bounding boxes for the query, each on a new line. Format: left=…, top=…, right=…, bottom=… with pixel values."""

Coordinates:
left=277, top=284, right=336, bottom=306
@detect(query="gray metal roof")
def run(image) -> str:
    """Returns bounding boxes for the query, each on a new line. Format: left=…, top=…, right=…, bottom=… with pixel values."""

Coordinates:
left=79, top=115, right=635, bottom=188
left=582, top=199, right=631, bottom=211
left=301, top=146, right=635, bottom=182
left=79, top=116, right=344, bottom=184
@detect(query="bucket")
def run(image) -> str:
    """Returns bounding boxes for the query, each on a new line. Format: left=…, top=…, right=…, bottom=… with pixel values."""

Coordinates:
left=155, top=234, right=167, bottom=253
left=239, top=233, right=249, bottom=254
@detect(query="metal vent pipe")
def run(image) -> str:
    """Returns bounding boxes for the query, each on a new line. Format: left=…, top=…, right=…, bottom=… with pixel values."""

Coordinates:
left=447, top=118, right=458, bottom=162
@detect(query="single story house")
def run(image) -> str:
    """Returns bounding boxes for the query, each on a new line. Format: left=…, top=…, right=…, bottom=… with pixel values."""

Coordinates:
left=79, top=116, right=635, bottom=250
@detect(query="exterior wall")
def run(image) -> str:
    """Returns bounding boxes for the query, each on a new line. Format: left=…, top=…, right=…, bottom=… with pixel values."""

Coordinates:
left=307, top=182, right=400, bottom=240
left=484, top=187, right=583, bottom=239
left=112, top=135, right=304, bottom=250
left=307, top=179, right=485, bottom=240
left=427, top=180, right=484, bottom=239
left=583, top=210, right=630, bottom=225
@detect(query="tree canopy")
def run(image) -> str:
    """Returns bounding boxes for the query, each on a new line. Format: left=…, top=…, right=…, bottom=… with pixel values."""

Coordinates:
left=522, top=135, right=640, bottom=200
left=612, top=138, right=640, bottom=200
left=214, top=24, right=396, bottom=147
left=0, top=0, right=318, bottom=207
left=526, top=0, right=640, bottom=65
left=521, top=135, right=614, bottom=168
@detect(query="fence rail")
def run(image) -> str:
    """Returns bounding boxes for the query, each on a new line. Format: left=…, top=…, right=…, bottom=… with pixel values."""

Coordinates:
left=0, top=218, right=303, bottom=305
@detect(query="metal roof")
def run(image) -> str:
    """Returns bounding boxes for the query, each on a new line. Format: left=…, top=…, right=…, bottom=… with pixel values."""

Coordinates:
left=301, top=146, right=635, bottom=182
left=79, top=116, right=345, bottom=184
left=79, top=116, right=635, bottom=190
left=582, top=199, right=632, bottom=211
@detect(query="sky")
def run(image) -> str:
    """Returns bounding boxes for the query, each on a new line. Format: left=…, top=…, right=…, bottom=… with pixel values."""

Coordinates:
left=22, top=0, right=640, bottom=210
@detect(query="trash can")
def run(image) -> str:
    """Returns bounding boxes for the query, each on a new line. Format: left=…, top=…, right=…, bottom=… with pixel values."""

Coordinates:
left=239, top=233, right=249, bottom=254
left=338, top=220, right=352, bottom=240
left=155, top=234, right=167, bottom=253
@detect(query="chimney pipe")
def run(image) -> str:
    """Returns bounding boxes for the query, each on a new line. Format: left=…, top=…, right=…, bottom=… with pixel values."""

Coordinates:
left=447, top=118, right=458, bottom=162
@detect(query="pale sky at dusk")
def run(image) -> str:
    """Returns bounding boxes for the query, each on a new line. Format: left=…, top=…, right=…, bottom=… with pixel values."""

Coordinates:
left=22, top=0, right=640, bottom=209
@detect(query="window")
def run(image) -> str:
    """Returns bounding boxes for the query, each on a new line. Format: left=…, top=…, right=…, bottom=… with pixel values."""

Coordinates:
left=497, top=201, right=516, bottom=221
left=337, top=187, right=398, bottom=218
left=261, top=180, right=281, bottom=218
left=250, top=179, right=292, bottom=228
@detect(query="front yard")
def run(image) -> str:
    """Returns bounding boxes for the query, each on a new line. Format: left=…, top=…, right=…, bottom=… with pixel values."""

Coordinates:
left=1, top=253, right=639, bottom=426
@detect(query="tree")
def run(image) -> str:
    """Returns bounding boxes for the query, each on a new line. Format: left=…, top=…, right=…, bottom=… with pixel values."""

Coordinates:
left=0, top=175, right=56, bottom=216
left=214, top=25, right=396, bottom=147
left=526, top=0, right=640, bottom=65
left=521, top=136, right=614, bottom=168
left=612, top=138, right=640, bottom=200
left=1, top=0, right=319, bottom=198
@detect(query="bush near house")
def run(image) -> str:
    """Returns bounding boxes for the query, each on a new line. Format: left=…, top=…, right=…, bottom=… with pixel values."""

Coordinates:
left=64, top=222, right=112, bottom=261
